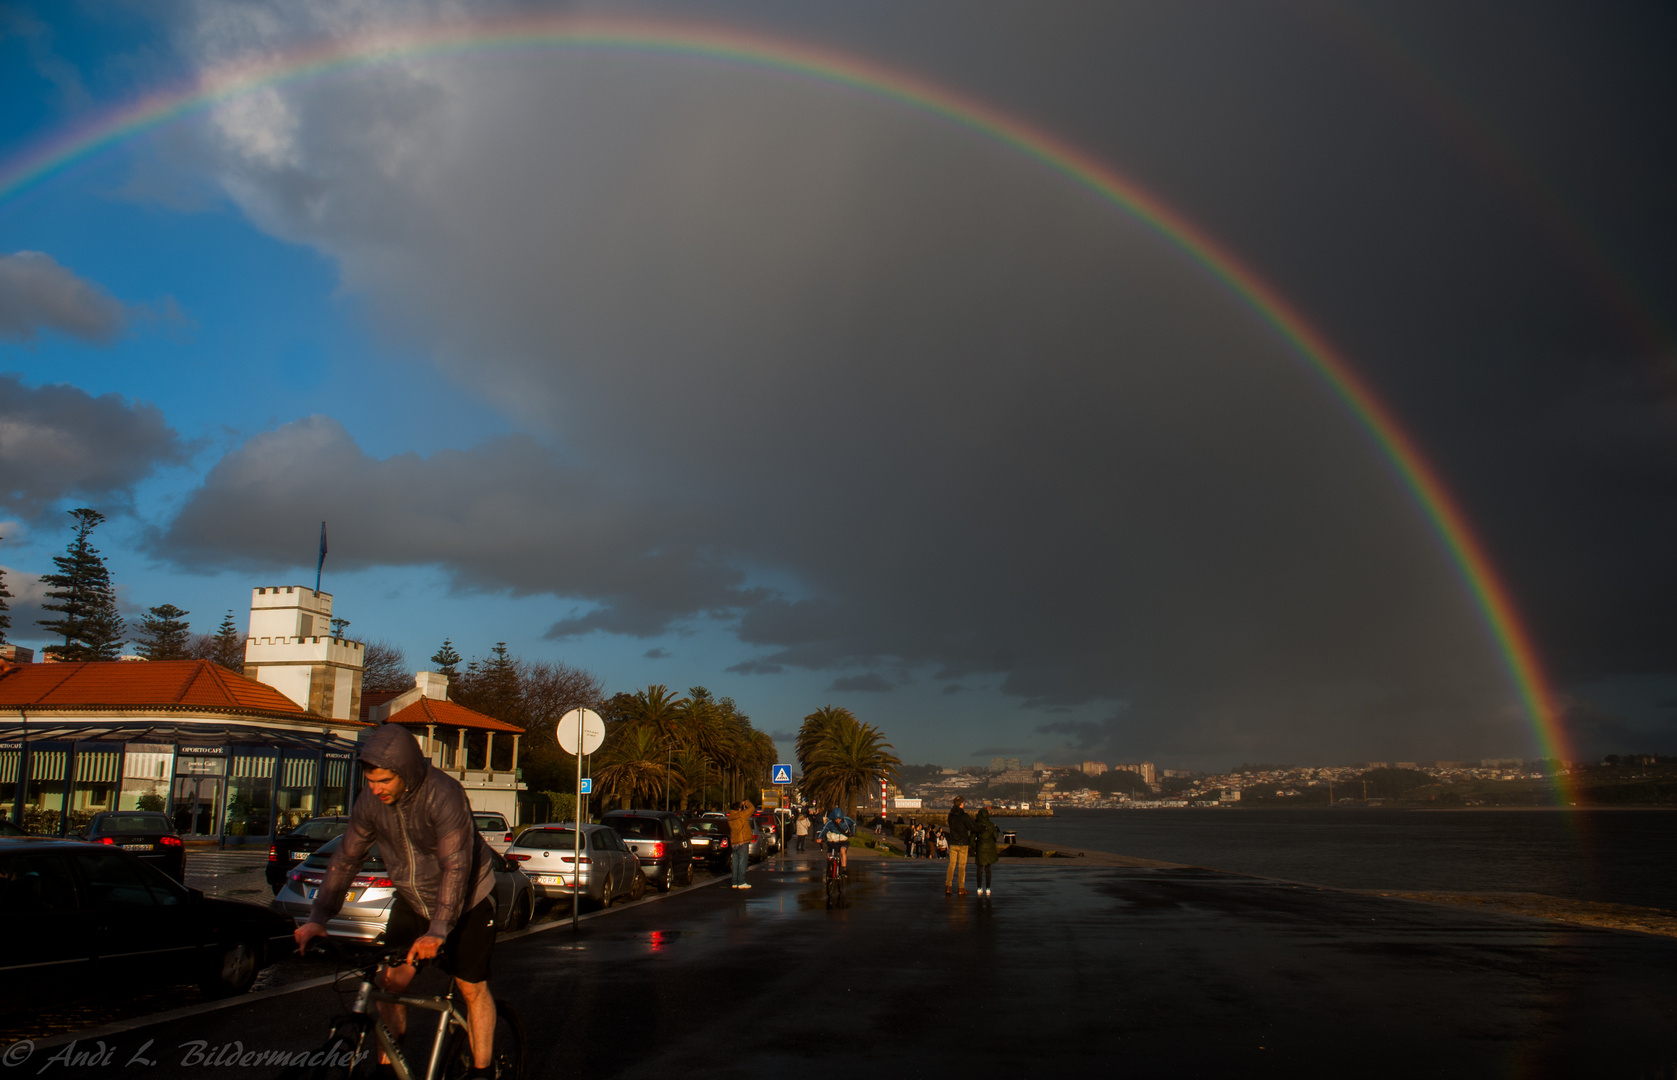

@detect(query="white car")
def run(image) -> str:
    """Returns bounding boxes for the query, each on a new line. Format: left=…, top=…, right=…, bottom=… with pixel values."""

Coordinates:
left=473, top=812, right=515, bottom=854
left=505, top=822, right=645, bottom=910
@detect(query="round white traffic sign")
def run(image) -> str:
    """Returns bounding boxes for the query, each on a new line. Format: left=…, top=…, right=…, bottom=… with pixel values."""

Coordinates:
left=556, top=707, right=605, bottom=755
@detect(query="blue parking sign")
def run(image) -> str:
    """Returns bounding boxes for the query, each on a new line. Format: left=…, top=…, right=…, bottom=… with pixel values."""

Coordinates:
left=580, top=777, right=593, bottom=795
left=771, top=764, right=792, bottom=785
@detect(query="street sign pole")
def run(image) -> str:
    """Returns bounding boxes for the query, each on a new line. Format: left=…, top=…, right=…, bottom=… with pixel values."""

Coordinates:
left=558, top=708, right=606, bottom=933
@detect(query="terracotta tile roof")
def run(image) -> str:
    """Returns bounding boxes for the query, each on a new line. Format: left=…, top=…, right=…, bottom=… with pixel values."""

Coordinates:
left=0, top=659, right=347, bottom=721
left=385, top=696, right=524, bottom=734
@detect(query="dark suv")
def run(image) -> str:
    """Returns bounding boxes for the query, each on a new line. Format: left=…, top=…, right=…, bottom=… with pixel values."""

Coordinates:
left=601, top=809, right=695, bottom=892
left=265, top=815, right=350, bottom=893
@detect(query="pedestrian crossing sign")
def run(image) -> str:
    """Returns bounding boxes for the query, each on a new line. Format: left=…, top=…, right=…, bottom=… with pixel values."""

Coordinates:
left=772, top=764, right=792, bottom=785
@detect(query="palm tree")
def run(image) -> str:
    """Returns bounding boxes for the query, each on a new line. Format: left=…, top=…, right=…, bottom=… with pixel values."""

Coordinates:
left=624, top=685, right=688, bottom=809
left=797, top=706, right=902, bottom=820
left=592, top=725, right=671, bottom=810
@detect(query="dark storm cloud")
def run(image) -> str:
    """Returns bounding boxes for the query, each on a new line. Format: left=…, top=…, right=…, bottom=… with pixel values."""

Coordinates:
left=643, top=648, right=670, bottom=659
left=155, top=0, right=1677, bottom=762
left=0, top=375, right=186, bottom=517
left=154, top=416, right=756, bottom=632
left=828, top=673, right=893, bottom=694
left=0, top=252, right=125, bottom=344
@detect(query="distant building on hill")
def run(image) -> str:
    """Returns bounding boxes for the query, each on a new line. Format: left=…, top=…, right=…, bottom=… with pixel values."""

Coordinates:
left=1081, top=761, right=1108, bottom=775
left=1113, top=761, right=1157, bottom=785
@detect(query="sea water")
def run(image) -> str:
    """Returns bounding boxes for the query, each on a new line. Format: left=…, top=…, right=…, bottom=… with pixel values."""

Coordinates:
left=1013, top=807, right=1677, bottom=909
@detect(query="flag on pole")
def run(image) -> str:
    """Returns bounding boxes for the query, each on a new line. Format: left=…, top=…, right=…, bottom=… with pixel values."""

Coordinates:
left=315, top=522, right=328, bottom=593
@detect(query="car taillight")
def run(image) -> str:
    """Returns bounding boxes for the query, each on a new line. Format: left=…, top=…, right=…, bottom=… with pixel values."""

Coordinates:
left=266, top=844, right=277, bottom=861
left=159, top=835, right=182, bottom=847
left=506, top=853, right=530, bottom=862
left=718, top=839, right=729, bottom=848
left=353, top=875, right=394, bottom=888
left=651, top=842, right=664, bottom=859
left=559, top=856, right=592, bottom=864
left=503, top=833, right=514, bottom=842
left=98, top=837, right=115, bottom=845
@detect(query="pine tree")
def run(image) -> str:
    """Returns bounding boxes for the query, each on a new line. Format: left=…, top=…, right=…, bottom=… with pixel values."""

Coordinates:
left=208, top=610, right=244, bottom=673
left=430, top=638, right=462, bottom=683
left=134, top=604, right=192, bottom=660
left=0, top=534, right=11, bottom=646
left=38, top=508, right=125, bottom=661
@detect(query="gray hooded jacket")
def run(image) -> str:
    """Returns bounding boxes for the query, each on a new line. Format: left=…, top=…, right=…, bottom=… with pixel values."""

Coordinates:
left=308, top=723, right=495, bottom=939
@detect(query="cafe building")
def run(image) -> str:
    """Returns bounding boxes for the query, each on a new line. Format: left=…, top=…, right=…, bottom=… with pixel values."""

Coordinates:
left=0, top=586, right=369, bottom=843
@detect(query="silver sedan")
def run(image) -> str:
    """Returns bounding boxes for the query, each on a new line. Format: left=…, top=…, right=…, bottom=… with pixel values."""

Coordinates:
left=506, top=822, right=645, bottom=909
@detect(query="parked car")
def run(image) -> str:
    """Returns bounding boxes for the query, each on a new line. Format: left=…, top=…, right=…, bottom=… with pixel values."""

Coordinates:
left=683, top=818, right=733, bottom=871
left=601, top=809, right=695, bottom=892
left=77, top=811, right=185, bottom=881
left=0, top=836, right=293, bottom=1017
left=473, top=811, right=515, bottom=854
left=0, top=818, right=30, bottom=836
left=505, top=822, right=644, bottom=909
left=751, top=813, right=781, bottom=857
left=265, top=815, right=350, bottom=893
left=274, top=835, right=535, bottom=942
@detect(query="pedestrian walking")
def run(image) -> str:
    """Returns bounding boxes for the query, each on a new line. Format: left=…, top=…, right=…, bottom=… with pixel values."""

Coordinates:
left=945, top=797, right=976, bottom=896
left=972, top=804, right=1001, bottom=896
left=726, top=799, right=756, bottom=889
left=795, top=810, right=810, bottom=853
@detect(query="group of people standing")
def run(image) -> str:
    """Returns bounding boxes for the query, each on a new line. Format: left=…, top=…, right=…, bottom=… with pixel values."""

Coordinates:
left=903, top=822, right=949, bottom=858
left=942, top=796, right=1001, bottom=897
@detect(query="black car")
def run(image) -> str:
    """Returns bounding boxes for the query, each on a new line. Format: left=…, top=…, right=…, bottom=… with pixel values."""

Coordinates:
left=683, top=818, right=734, bottom=870
left=0, top=837, right=295, bottom=1017
left=601, top=809, right=695, bottom=892
left=266, top=815, right=351, bottom=893
left=0, top=819, right=27, bottom=837
left=79, top=810, right=185, bottom=881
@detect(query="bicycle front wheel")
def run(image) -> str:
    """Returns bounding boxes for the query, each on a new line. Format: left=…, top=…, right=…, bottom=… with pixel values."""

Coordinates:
left=443, top=1000, right=526, bottom=1080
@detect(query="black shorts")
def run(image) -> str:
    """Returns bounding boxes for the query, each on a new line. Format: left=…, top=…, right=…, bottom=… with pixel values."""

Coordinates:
left=385, top=895, right=497, bottom=984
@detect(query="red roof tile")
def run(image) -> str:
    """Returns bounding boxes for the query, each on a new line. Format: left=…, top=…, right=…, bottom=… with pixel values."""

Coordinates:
left=385, top=696, right=523, bottom=734
left=0, top=659, right=340, bottom=720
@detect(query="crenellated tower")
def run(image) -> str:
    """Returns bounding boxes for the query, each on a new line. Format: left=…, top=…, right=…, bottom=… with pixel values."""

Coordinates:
left=243, top=586, right=364, bottom=721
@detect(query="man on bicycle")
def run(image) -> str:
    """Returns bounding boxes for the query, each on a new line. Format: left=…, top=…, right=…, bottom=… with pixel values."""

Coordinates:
left=817, top=806, right=856, bottom=872
left=295, top=724, right=500, bottom=1079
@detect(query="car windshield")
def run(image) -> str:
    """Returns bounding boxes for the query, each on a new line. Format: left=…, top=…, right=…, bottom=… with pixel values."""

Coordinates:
left=514, top=828, right=580, bottom=850
left=96, top=814, right=173, bottom=835
left=292, top=820, right=347, bottom=841
left=302, top=835, right=386, bottom=871
left=473, top=815, right=507, bottom=832
left=687, top=821, right=726, bottom=836
left=609, top=818, right=664, bottom=839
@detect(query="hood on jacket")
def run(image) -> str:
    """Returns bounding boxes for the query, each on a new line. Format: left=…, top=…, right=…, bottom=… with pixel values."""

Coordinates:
left=975, top=808, right=993, bottom=827
left=359, top=723, right=430, bottom=798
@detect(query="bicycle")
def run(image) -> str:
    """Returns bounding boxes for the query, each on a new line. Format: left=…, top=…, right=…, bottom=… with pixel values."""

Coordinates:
left=283, top=944, right=524, bottom=1080
left=824, top=840, right=845, bottom=907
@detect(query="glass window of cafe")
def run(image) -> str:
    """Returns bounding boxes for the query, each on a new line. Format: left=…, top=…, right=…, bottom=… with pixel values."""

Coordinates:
left=0, top=747, right=18, bottom=827
left=224, top=752, right=275, bottom=838
left=67, top=748, right=120, bottom=834
left=275, top=754, right=316, bottom=835
left=22, top=748, right=66, bottom=834
left=119, top=745, right=174, bottom=812
left=321, top=755, right=352, bottom=816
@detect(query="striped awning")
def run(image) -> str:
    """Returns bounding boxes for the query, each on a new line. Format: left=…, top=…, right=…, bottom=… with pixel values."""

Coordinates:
left=232, top=753, right=275, bottom=779
left=324, top=757, right=350, bottom=790
left=281, top=757, right=316, bottom=789
left=30, top=750, right=65, bottom=783
left=74, top=751, right=119, bottom=784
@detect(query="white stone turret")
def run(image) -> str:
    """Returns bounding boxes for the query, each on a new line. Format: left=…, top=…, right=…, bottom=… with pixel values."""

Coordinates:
left=243, top=586, right=364, bottom=721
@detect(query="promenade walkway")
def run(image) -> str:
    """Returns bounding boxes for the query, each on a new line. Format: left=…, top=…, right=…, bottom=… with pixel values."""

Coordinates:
left=17, top=855, right=1677, bottom=1077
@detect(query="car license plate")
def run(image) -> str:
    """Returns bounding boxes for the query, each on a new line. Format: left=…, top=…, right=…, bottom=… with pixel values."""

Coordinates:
left=692, top=838, right=710, bottom=845
left=122, top=843, right=151, bottom=851
left=291, top=850, right=308, bottom=860
left=535, top=875, right=559, bottom=885
left=306, top=887, right=317, bottom=899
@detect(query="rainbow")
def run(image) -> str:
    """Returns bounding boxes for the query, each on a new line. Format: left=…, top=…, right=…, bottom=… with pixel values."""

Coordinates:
left=0, top=15, right=1576, bottom=784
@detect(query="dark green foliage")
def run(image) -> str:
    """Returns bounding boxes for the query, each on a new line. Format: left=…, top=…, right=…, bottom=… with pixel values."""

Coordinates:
left=329, top=617, right=351, bottom=637
left=895, top=763, right=946, bottom=787
left=429, top=638, right=462, bottom=683
left=134, top=604, right=192, bottom=660
left=38, top=508, right=125, bottom=661
left=208, top=610, right=244, bottom=673
left=1083, top=769, right=1150, bottom=795
left=1351, top=768, right=1432, bottom=800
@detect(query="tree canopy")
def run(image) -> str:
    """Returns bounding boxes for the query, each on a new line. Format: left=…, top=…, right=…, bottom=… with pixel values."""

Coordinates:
left=38, top=508, right=125, bottom=661
left=133, top=604, right=192, bottom=660
left=796, top=705, right=902, bottom=821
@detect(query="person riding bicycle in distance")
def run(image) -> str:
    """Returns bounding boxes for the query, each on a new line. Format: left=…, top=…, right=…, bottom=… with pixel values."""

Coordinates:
left=295, top=724, right=500, bottom=1080
left=819, top=806, right=856, bottom=872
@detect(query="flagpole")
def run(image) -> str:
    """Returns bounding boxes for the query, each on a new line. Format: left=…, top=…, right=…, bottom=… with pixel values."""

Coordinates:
left=315, top=521, right=328, bottom=594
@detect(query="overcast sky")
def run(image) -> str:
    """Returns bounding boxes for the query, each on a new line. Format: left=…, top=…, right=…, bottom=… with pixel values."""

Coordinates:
left=1, top=0, right=1672, bottom=770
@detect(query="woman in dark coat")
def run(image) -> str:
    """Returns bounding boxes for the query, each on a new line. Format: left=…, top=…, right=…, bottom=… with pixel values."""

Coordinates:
left=972, top=806, right=1001, bottom=896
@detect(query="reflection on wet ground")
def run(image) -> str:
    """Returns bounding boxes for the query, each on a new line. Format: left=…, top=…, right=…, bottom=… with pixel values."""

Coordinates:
left=18, top=855, right=1677, bottom=1078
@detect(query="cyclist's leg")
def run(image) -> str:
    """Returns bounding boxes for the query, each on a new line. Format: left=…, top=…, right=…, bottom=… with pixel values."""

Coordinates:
left=379, top=898, right=426, bottom=1047
left=446, top=898, right=499, bottom=1071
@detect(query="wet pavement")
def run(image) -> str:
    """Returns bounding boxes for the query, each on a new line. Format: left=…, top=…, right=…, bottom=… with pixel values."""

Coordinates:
left=11, top=856, right=1677, bottom=1078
